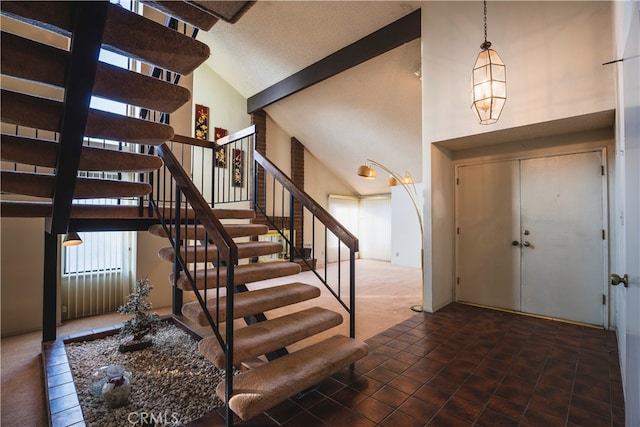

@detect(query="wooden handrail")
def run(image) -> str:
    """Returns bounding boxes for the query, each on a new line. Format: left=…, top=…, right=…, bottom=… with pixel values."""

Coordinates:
left=171, top=133, right=216, bottom=148
left=254, top=150, right=359, bottom=252
left=171, top=125, right=256, bottom=149
left=157, top=143, right=238, bottom=263
left=217, top=125, right=256, bottom=146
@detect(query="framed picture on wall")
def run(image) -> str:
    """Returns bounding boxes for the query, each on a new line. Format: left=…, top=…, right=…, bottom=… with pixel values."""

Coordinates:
left=232, top=149, right=244, bottom=187
left=214, top=127, right=228, bottom=167
left=194, top=104, right=209, bottom=140
left=215, top=127, right=228, bottom=141
left=214, top=146, right=227, bottom=168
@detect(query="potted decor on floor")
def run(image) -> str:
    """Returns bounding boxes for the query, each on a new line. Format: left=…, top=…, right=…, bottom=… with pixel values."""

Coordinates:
left=117, top=277, right=161, bottom=353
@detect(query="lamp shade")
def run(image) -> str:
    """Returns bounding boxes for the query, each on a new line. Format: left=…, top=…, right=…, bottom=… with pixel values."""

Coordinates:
left=471, top=46, right=506, bottom=125
left=357, top=164, right=376, bottom=179
left=401, top=174, right=414, bottom=185
left=63, top=231, right=83, bottom=247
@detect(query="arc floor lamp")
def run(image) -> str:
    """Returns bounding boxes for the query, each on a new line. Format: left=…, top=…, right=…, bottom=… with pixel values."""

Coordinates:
left=357, top=159, right=424, bottom=312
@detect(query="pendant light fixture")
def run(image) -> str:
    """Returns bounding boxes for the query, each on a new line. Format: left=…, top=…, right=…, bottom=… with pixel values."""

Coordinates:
left=471, top=0, right=506, bottom=125
left=63, top=231, right=83, bottom=247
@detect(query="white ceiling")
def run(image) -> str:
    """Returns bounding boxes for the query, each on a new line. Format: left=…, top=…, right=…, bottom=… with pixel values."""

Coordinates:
left=198, top=1, right=423, bottom=195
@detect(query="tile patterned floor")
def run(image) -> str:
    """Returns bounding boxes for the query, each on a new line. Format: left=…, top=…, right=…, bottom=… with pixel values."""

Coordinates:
left=44, top=303, right=625, bottom=426
left=194, top=303, right=625, bottom=426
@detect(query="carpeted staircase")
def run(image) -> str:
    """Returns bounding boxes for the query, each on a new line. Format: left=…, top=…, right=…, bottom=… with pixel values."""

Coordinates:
left=1, top=0, right=210, bottom=216
left=149, top=206, right=369, bottom=421
left=1, top=1, right=368, bottom=424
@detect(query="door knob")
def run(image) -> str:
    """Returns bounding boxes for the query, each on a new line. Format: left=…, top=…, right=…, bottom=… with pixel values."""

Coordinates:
left=523, top=229, right=530, bottom=236
left=523, top=241, right=531, bottom=247
left=512, top=241, right=520, bottom=246
left=610, top=273, right=629, bottom=288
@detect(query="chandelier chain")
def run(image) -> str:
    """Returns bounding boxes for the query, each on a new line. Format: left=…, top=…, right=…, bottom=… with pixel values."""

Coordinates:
left=483, top=0, right=488, bottom=44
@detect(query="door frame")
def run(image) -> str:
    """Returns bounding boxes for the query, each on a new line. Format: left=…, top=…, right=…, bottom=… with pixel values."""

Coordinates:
left=454, top=147, right=610, bottom=327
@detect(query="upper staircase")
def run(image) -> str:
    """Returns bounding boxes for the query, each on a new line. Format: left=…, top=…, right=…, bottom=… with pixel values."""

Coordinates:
left=0, top=0, right=214, bottom=222
left=1, top=2, right=369, bottom=425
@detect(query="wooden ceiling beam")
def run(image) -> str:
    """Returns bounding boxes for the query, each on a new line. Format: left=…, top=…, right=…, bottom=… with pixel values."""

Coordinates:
left=247, top=8, right=420, bottom=114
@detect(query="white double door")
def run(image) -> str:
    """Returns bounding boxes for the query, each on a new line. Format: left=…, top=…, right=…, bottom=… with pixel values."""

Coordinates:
left=456, top=151, right=606, bottom=326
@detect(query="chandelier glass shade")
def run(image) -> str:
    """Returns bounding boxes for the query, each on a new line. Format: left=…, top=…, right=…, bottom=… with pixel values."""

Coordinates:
left=471, top=0, right=506, bottom=125
left=471, top=43, right=506, bottom=124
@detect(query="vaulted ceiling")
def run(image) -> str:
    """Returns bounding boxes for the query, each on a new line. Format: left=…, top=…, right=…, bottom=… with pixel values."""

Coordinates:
left=197, top=1, right=423, bottom=195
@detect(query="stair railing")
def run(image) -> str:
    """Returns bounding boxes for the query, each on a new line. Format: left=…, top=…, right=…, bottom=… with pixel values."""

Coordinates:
left=201, top=124, right=360, bottom=338
left=150, top=126, right=359, bottom=426
left=252, top=150, right=360, bottom=338
left=148, top=126, right=256, bottom=210
left=151, top=142, right=237, bottom=423
left=153, top=123, right=360, bottom=331
left=182, top=126, right=358, bottom=338
left=209, top=125, right=256, bottom=206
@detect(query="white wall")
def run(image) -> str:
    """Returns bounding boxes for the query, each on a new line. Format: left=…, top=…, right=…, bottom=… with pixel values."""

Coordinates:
left=391, top=184, right=423, bottom=268
left=193, top=65, right=251, bottom=137
left=135, top=232, right=173, bottom=309
left=421, top=1, right=616, bottom=312
left=611, top=1, right=640, bottom=424
left=422, top=1, right=615, bottom=144
left=266, top=115, right=292, bottom=175
left=191, top=65, right=251, bottom=200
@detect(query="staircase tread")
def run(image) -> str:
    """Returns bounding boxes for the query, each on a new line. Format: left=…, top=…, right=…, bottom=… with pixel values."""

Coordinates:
left=158, top=241, right=283, bottom=263
left=148, top=223, right=268, bottom=240
left=216, top=334, right=369, bottom=421
left=182, top=282, right=321, bottom=326
left=140, top=0, right=219, bottom=30
left=103, top=3, right=210, bottom=75
left=0, top=32, right=191, bottom=113
left=0, top=2, right=210, bottom=75
left=93, top=62, right=191, bottom=113
left=190, top=1, right=253, bottom=23
left=0, top=31, right=68, bottom=88
left=200, top=307, right=343, bottom=368
left=0, top=201, right=157, bottom=219
left=1, top=170, right=152, bottom=199
left=1, top=134, right=163, bottom=172
left=1, top=90, right=174, bottom=145
left=173, top=262, right=302, bottom=291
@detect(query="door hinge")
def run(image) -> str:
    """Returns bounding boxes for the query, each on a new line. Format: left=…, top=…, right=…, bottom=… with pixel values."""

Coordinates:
left=601, top=165, right=605, bottom=176
left=457, top=227, right=460, bottom=235
left=602, top=294, right=606, bottom=305
left=602, top=229, right=606, bottom=240
left=457, top=277, right=460, bottom=284
left=456, top=178, right=459, bottom=185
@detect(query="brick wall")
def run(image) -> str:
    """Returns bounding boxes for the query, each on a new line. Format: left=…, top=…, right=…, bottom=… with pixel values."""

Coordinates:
left=291, top=137, right=304, bottom=248
left=252, top=110, right=267, bottom=226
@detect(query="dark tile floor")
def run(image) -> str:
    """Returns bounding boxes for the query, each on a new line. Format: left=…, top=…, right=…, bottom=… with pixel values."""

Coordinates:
left=194, top=303, right=625, bottom=426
